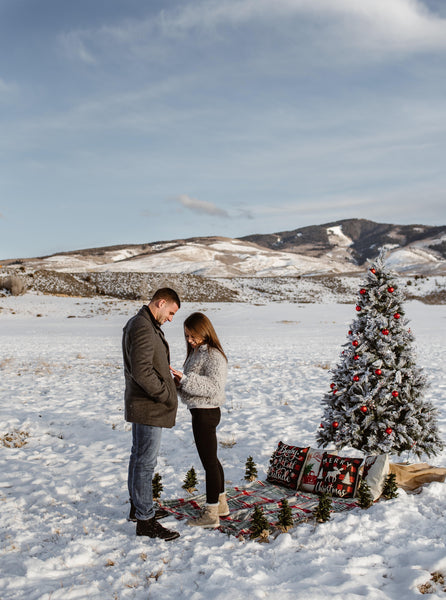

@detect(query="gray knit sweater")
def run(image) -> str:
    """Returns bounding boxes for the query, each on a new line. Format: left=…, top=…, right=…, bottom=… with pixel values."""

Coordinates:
left=178, top=344, right=227, bottom=409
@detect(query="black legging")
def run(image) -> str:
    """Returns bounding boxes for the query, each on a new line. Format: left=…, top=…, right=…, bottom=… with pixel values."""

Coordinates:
left=190, top=408, right=225, bottom=504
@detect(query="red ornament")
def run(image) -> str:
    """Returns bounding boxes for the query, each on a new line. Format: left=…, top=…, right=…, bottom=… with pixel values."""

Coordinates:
left=355, top=305, right=362, bottom=312
left=320, top=423, right=324, bottom=428
left=387, top=287, right=394, bottom=293
left=394, top=313, right=401, bottom=319
left=353, top=375, right=360, bottom=382
left=360, top=406, right=368, bottom=413
left=352, top=340, right=359, bottom=347
left=332, top=421, right=339, bottom=429
left=353, top=355, right=360, bottom=361
left=392, top=390, right=399, bottom=397
left=385, top=427, right=393, bottom=435
left=330, top=383, right=336, bottom=389
left=348, top=330, right=352, bottom=335
left=370, top=268, right=376, bottom=274
left=382, top=329, right=389, bottom=336
left=333, top=389, right=338, bottom=394
left=375, top=369, right=382, bottom=376
left=359, top=288, right=366, bottom=295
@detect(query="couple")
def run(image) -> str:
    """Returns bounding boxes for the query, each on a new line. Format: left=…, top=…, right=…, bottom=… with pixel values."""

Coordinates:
left=122, top=288, right=228, bottom=541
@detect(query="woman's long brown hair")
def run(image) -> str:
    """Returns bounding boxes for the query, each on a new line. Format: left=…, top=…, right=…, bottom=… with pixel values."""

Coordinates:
left=183, top=312, right=227, bottom=363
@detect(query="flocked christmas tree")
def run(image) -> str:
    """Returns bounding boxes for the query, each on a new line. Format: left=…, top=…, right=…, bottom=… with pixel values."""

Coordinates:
left=317, top=250, right=443, bottom=459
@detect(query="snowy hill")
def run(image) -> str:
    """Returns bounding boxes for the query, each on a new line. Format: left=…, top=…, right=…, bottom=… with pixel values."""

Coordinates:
left=1, top=219, right=446, bottom=303
left=242, top=218, right=446, bottom=273
left=2, top=219, right=446, bottom=277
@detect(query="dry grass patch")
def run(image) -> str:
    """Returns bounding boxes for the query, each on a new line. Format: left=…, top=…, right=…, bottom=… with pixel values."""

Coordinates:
left=1, top=430, right=30, bottom=448
left=418, top=572, right=446, bottom=594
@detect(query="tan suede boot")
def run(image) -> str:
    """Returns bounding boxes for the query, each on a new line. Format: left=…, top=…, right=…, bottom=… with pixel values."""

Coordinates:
left=187, top=504, right=220, bottom=528
left=218, top=492, right=230, bottom=517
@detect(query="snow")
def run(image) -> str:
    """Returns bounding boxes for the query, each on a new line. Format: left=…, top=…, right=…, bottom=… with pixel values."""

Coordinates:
left=91, top=239, right=346, bottom=277
left=326, top=226, right=353, bottom=248
left=1, top=294, right=445, bottom=600
left=19, top=238, right=361, bottom=277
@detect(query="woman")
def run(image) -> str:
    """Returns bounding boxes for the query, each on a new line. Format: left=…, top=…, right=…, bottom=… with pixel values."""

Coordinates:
left=170, top=312, right=229, bottom=528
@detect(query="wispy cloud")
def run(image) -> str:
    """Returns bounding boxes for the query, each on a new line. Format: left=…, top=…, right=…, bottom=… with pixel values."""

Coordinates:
left=173, top=194, right=229, bottom=217
left=59, top=32, right=97, bottom=64
left=159, top=0, right=446, bottom=52
left=61, top=0, right=446, bottom=67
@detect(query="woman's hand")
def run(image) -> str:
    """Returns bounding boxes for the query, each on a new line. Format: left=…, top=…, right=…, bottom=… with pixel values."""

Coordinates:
left=169, top=366, right=183, bottom=386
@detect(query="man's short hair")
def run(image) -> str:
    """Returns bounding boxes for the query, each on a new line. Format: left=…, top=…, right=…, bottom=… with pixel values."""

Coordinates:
left=151, top=287, right=181, bottom=308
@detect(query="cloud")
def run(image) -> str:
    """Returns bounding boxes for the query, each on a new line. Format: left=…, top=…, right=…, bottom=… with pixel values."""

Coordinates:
left=173, top=194, right=229, bottom=217
left=58, top=0, right=446, bottom=71
left=59, top=31, right=97, bottom=64
left=161, top=0, right=446, bottom=52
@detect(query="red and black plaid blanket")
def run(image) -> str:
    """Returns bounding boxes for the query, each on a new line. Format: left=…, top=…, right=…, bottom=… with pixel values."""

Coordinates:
left=161, top=480, right=358, bottom=538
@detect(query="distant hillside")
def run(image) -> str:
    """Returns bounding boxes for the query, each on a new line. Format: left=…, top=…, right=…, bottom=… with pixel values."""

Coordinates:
left=1, top=218, right=445, bottom=278
left=240, top=218, right=446, bottom=264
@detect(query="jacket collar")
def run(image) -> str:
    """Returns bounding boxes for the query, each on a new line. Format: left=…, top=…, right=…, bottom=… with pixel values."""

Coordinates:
left=141, top=304, right=162, bottom=330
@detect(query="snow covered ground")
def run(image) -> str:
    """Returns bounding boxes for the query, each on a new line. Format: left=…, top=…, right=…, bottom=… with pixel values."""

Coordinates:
left=1, top=294, right=445, bottom=600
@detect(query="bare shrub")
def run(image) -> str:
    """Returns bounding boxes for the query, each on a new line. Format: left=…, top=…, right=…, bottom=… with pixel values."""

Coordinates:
left=1, top=275, right=27, bottom=296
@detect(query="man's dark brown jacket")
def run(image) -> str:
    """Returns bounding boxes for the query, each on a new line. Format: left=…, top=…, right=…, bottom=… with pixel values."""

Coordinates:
left=122, top=305, right=178, bottom=428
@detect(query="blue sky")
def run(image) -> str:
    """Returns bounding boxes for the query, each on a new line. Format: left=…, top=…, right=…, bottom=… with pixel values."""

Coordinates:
left=1, top=0, right=446, bottom=259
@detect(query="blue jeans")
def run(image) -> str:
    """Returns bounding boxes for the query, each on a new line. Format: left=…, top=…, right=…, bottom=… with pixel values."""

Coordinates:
left=128, top=423, right=162, bottom=521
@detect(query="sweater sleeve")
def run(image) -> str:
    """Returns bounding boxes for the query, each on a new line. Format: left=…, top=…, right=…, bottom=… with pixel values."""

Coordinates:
left=180, top=348, right=227, bottom=402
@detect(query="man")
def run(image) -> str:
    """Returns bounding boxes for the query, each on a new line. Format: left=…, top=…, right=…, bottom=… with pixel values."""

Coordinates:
left=123, top=287, right=181, bottom=541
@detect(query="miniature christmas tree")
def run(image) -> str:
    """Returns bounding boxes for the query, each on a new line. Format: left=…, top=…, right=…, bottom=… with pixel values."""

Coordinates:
left=244, top=456, right=258, bottom=482
left=182, top=467, right=198, bottom=494
left=152, top=472, right=163, bottom=501
left=317, top=250, right=444, bottom=459
left=382, top=473, right=399, bottom=500
left=357, top=478, right=374, bottom=509
left=250, top=505, right=270, bottom=540
left=277, top=498, right=293, bottom=532
left=313, top=493, right=332, bottom=523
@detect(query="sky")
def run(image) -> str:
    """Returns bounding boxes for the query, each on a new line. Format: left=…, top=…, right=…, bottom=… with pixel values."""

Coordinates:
left=1, top=0, right=446, bottom=259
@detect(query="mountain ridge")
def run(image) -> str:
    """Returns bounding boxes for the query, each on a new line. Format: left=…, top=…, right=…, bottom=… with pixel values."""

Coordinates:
left=2, top=218, right=446, bottom=277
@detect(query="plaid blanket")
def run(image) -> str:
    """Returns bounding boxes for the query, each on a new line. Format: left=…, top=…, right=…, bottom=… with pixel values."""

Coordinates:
left=161, top=480, right=359, bottom=538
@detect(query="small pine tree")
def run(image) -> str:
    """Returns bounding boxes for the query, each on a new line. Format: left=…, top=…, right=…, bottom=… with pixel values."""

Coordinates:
left=382, top=473, right=399, bottom=500
left=152, top=472, right=163, bottom=501
left=244, top=456, right=258, bottom=482
left=182, top=467, right=198, bottom=494
left=313, top=493, right=332, bottom=523
left=250, top=505, right=270, bottom=539
left=317, top=250, right=444, bottom=459
left=357, top=478, right=374, bottom=509
left=277, top=498, right=294, bottom=533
